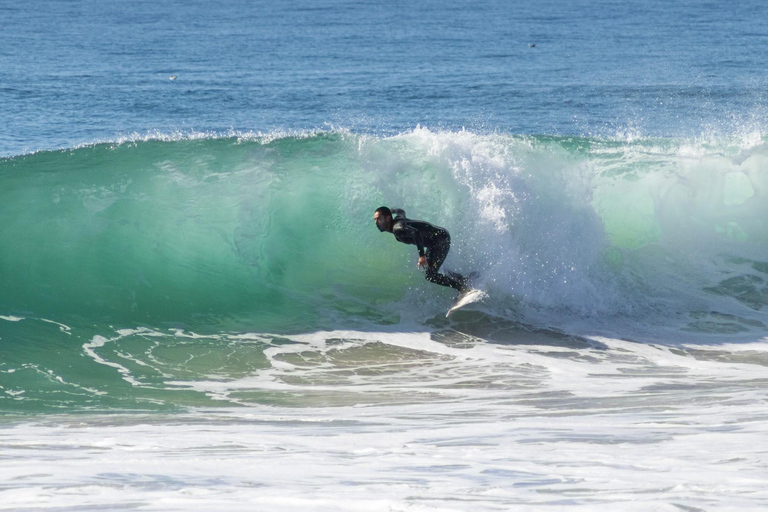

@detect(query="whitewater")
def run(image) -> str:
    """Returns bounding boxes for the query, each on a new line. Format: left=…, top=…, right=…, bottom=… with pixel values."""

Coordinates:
left=2, top=129, right=768, bottom=510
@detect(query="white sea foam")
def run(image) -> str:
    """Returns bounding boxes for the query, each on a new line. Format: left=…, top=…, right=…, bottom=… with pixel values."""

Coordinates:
left=82, top=328, right=166, bottom=387
left=4, top=327, right=759, bottom=510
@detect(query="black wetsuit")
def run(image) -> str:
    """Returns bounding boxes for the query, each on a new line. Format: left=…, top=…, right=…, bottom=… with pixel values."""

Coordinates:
left=392, top=217, right=466, bottom=291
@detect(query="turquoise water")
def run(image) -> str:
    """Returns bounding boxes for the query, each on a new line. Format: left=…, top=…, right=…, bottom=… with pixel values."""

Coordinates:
left=2, top=1, right=768, bottom=510
left=2, top=130, right=767, bottom=413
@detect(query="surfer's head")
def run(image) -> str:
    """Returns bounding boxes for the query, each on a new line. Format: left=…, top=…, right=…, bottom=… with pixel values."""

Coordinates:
left=373, top=206, right=393, bottom=233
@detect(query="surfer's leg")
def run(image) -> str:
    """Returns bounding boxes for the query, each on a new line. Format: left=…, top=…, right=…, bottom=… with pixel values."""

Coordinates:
left=425, top=238, right=465, bottom=291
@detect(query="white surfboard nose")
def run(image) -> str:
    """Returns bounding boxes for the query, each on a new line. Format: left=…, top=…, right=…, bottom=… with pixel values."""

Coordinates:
left=446, top=289, right=486, bottom=317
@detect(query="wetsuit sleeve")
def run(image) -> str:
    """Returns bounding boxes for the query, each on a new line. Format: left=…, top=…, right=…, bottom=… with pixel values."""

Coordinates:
left=393, top=222, right=426, bottom=257
left=412, top=229, right=425, bottom=257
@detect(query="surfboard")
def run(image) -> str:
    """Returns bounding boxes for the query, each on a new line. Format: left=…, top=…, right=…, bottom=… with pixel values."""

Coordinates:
left=446, top=289, right=486, bottom=317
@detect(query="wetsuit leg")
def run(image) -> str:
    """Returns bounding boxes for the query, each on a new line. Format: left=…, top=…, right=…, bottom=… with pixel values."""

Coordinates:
left=425, top=235, right=465, bottom=292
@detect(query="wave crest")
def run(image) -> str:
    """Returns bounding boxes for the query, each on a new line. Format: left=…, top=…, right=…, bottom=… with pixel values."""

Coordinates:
left=1, top=129, right=767, bottom=337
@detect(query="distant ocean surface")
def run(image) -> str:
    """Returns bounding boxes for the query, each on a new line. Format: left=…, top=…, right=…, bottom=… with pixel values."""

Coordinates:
left=2, top=1, right=768, bottom=510
left=3, top=0, right=768, bottom=155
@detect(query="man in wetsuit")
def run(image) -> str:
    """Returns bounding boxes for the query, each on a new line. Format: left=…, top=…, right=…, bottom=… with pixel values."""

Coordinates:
left=373, top=206, right=467, bottom=293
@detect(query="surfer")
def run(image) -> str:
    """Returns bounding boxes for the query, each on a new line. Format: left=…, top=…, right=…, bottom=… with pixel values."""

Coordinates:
left=374, top=206, right=468, bottom=293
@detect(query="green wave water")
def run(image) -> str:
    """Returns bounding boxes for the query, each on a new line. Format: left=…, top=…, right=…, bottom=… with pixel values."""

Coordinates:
left=2, top=129, right=768, bottom=412
left=1, top=134, right=405, bottom=331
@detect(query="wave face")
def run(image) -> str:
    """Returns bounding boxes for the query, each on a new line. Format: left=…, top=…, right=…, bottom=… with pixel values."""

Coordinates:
left=2, top=129, right=768, bottom=336
left=2, top=128, right=768, bottom=413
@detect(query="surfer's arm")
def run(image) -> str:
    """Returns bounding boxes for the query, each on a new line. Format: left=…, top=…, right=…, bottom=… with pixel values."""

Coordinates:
left=412, top=230, right=425, bottom=258
left=413, top=230, right=427, bottom=269
left=393, top=222, right=426, bottom=257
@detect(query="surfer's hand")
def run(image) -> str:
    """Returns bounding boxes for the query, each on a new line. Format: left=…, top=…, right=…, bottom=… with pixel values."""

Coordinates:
left=418, top=256, right=427, bottom=269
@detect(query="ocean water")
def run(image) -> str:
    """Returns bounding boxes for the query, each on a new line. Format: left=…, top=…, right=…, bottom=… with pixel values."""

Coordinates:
left=2, top=0, right=768, bottom=510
